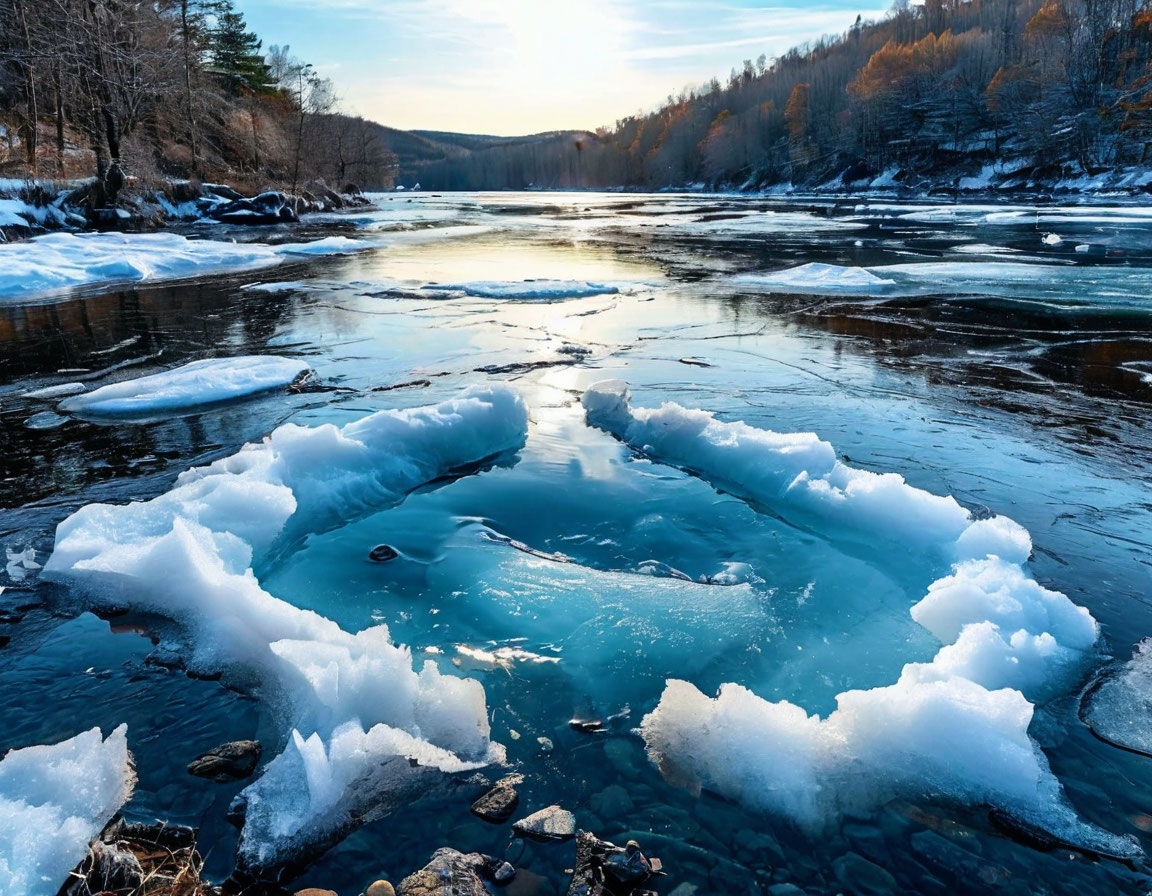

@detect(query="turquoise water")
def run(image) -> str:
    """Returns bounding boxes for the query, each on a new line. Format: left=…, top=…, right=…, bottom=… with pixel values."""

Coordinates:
left=2, top=194, right=1152, bottom=895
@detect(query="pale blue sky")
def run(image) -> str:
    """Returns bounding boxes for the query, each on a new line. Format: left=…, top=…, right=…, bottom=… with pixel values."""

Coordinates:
left=236, top=1, right=890, bottom=135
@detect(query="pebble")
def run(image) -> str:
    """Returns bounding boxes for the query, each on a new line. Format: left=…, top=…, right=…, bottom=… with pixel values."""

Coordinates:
left=294, top=890, right=338, bottom=896
left=366, top=882, right=396, bottom=896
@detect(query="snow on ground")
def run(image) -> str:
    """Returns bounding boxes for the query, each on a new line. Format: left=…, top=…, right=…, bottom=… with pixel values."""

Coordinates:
left=582, top=380, right=1136, bottom=858
left=44, top=386, right=528, bottom=871
left=0, top=726, right=135, bottom=896
left=0, top=232, right=368, bottom=302
left=59, top=356, right=310, bottom=418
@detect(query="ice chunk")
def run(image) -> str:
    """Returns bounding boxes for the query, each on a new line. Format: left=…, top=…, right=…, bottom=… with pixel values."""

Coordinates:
left=641, top=678, right=1137, bottom=859
left=45, top=386, right=527, bottom=869
left=0, top=726, right=135, bottom=896
left=585, top=382, right=1123, bottom=853
left=59, top=356, right=310, bottom=418
left=239, top=721, right=489, bottom=870
left=0, top=232, right=369, bottom=301
left=1081, top=639, right=1152, bottom=757
left=734, top=263, right=896, bottom=295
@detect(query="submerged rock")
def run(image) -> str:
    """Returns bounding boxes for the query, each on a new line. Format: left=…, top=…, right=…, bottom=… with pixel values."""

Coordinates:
left=513, top=805, right=577, bottom=843
left=470, top=774, right=522, bottom=823
left=369, top=544, right=400, bottom=563
left=397, top=848, right=490, bottom=896
left=366, top=882, right=397, bottom=896
left=188, top=739, right=263, bottom=782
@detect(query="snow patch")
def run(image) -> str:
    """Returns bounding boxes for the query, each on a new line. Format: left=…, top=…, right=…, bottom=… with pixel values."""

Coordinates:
left=0, top=232, right=369, bottom=301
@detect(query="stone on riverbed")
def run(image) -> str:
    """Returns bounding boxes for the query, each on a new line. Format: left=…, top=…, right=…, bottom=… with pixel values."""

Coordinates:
left=366, top=881, right=397, bottom=896
left=512, top=805, right=577, bottom=843
left=565, top=831, right=663, bottom=896
left=397, top=848, right=490, bottom=896
left=470, top=773, right=522, bottom=823
left=187, top=739, right=263, bottom=782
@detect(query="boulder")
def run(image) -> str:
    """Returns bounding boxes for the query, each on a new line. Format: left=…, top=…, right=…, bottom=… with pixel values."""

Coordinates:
left=832, top=851, right=898, bottom=896
left=513, top=805, right=576, bottom=843
left=397, top=848, right=490, bottom=896
left=211, top=191, right=298, bottom=226
left=565, top=832, right=663, bottom=896
left=366, top=883, right=397, bottom=896
left=470, top=774, right=522, bottom=823
left=188, top=739, right=263, bottom=782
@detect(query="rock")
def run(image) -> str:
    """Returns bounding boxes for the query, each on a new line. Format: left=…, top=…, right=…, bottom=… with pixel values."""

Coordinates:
left=398, top=848, right=490, bottom=896
left=565, top=831, right=663, bottom=896
left=832, top=851, right=897, bottom=896
left=294, top=890, right=338, bottom=896
left=590, top=785, right=634, bottom=818
left=471, top=774, right=522, bottom=823
left=366, top=882, right=396, bottom=896
left=187, top=739, right=262, bottom=782
left=667, top=886, right=699, bottom=896
left=369, top=544, right=399, bottom=563
left=493, top=861, right=516, bottom=883
left=513, top=806, right=577, bottom=843
left=212, top=191, right=298, bottom=226
left=766, top=886, right=804, bottom=896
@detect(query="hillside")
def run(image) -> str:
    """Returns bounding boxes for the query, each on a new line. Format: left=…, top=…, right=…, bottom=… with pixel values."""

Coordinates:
left=380, top=0, right=1152, bottom=193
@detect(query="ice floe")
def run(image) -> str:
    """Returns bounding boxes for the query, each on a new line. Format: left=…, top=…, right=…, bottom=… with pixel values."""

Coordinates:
left=734, top=263, right=895, bottom=295
left=583, top=380, right=1134, bottom=858
left=0, top=726, right=135, bottom=896
left=429, top=279, right=622, bottom=300
left=0, top=232, right=367, bottom=301
left=733, top=260, right=1152, bottom=307
left=58, top=356, right=311, bottom=418
left=45, top=386, right=528, bottom=870
left=1081, top=638, right=1152, bottom=757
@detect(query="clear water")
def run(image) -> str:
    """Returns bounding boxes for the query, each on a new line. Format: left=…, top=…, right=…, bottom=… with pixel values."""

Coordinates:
left=2, top=193, right=1152, bottom=895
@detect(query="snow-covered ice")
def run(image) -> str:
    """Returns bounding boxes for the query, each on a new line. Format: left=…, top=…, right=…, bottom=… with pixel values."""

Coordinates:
left=59, top=356, right=311, bottom=418
left=582, top=380, right=1132, bottom=857
left=0, top=726, right=135, bottom=896
left=44, top=386, right=528, bottom=869
left=430, top=279, right=622, bottom=300
left=0, top=232, right=368, bottom=301
left=734, top=263, right=896, bottom=295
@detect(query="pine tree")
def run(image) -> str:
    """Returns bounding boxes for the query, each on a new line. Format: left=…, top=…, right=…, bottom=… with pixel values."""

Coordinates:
left=208, top=2, right=270, bottom=95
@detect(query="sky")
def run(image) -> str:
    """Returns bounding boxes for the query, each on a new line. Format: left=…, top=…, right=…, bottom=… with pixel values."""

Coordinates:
left=235, top=1, right=891, bottom=136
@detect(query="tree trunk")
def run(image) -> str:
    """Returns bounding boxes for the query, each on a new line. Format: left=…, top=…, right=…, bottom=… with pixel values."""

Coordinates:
left=15, top=0, right=39, bottom=179
left=180, top=0, right=200, bottom=177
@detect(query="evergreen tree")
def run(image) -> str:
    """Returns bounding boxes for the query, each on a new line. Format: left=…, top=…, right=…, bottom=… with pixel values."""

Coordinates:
left=208, top=1, right=270, bottom=95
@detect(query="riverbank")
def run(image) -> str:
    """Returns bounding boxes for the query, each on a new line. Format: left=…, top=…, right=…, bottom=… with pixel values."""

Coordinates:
left=0, top=178, right=373, bottom=243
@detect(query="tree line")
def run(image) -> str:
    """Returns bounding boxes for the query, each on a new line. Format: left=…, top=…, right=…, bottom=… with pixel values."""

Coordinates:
left=0, top=0, right=397, bottom=204
left=411, top=0, right=1152, bottom=191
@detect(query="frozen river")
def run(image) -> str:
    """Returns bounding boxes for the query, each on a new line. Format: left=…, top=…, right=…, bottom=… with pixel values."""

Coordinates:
left=1, top=193, right=1151, bottom=896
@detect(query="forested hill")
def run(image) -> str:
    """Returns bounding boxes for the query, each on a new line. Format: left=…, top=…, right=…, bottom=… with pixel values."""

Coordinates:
left=0, top=0, right=397, bottom=204
left=381, top=127, right=602, bottom=188
left=388, top=0, right=1152, bottom=193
